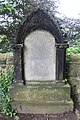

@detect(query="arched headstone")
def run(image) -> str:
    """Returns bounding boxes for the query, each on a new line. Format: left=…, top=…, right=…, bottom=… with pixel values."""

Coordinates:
left=13, top=9, right=68, bottom=83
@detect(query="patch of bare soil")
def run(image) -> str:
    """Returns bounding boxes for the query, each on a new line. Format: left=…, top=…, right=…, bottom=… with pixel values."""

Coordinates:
left=0, top=111, right=78, bottom=120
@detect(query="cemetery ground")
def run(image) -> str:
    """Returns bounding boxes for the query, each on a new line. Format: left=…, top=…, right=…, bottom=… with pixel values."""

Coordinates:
left=0, top=111, right=78, bottom=120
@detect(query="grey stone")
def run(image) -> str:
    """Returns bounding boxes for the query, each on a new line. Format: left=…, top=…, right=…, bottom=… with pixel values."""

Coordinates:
left=24, top=30, right=56, bottom=81
left=10, top=82, right=73, bottom=114
left=68, top=63, right=77, bottom=77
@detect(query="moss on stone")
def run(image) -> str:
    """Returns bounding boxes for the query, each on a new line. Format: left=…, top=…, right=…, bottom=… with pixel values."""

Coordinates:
left=10, top=83, right=72, bottom=104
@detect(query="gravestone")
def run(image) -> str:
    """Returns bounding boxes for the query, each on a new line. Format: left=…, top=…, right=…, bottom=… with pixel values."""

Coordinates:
left=11, top=9, right=73, bottom=114
left=24, top=30, right=56, bottom=81
left=13, top=9, right=67, bottom=82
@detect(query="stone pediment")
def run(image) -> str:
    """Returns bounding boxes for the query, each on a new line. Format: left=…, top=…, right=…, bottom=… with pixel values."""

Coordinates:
left=15, top=9, right=63, bottom=44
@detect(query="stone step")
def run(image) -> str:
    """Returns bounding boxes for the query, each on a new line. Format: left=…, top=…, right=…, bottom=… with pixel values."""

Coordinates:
left=11, top=101, right=73, bottom=114
left=10, top=82, right=73, bottom=113
left=11, top=84, right=71, bottom=102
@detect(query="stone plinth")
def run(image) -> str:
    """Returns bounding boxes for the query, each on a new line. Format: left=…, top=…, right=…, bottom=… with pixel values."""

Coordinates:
left=10, top=81, right=73, bottom=114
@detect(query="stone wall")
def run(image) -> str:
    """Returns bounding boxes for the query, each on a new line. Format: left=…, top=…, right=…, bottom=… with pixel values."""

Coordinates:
left=0, top=53, right=13, bottom=65
left=67, top=54, right=80, bottom=111
left=0, top=53, right=13, bottom=74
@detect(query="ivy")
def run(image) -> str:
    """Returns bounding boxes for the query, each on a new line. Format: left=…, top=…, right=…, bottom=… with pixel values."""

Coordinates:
left=0, top=66, right=16, bottom=117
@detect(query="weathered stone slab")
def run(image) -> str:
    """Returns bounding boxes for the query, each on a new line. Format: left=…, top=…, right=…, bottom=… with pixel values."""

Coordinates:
left=24, top=30, right=56, bottom=81
left=11, top=102, right=73, bottom=114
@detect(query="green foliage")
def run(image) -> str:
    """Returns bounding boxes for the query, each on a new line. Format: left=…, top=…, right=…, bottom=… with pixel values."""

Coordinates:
left=0, top=0, right=15, bottom=14
left=0, top=35, right=12, bottom=53
left=0, top=0, right=58, bottom=39
left=0, top=66, right=16, bottom=117
left=66, top=47, right=79, bottom=63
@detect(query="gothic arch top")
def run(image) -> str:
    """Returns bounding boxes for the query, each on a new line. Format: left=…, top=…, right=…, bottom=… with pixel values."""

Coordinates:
left=15, top=9, right=63, bottom=44
left=13, top=9, right=67, bottom=81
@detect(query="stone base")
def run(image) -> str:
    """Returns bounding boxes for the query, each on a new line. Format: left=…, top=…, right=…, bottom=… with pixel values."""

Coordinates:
left=11, top=102, right=73, bottom=114
left=10, top=81, right=73, bottom=114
